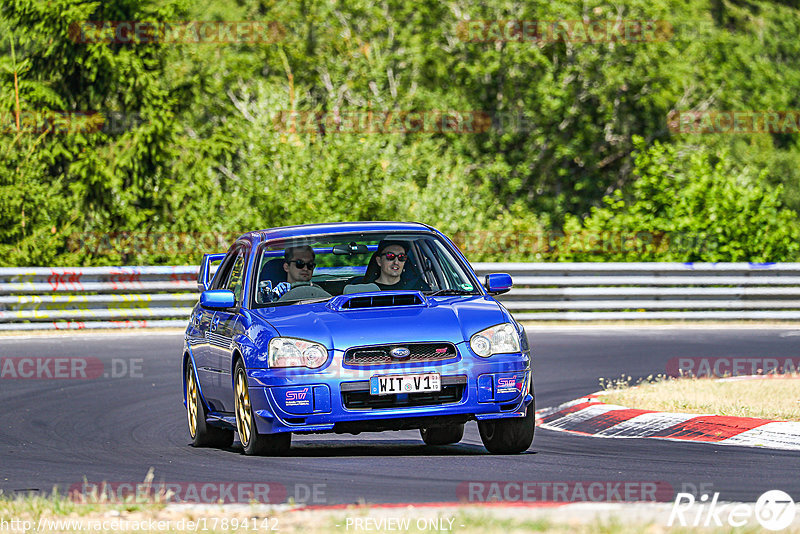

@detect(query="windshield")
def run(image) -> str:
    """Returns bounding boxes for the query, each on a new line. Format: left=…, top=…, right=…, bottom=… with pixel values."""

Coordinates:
left=252, top=231, right=480, bottom=306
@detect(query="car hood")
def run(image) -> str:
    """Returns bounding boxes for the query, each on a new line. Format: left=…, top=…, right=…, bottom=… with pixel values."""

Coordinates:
left=251, top=296, right=509, bottom=350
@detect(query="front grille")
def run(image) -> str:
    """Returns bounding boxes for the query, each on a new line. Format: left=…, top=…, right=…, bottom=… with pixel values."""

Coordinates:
left=344, top=342, right=458, bottom=366
left=341, top=379, right=466, bottom=410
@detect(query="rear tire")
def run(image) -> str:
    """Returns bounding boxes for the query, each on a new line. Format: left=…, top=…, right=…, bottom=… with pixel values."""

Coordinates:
left=186, top=361, right=234, bottom=448
left=478, top=384, right=535, bottom=454
left=234, top=360, right=291, bottom=456
left=420, top=424, right=465, bottom=446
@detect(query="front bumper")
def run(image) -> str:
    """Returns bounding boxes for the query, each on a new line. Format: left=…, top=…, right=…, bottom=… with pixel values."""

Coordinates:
left=245, top=350, right=533, bottom=434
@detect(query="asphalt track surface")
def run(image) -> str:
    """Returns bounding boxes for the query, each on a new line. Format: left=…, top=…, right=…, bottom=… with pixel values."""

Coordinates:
left=0, top=327, right=798, bottom=505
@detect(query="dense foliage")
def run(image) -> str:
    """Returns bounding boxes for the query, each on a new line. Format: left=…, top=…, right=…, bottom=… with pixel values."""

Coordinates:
left=1, top=0, right=798, bottom=265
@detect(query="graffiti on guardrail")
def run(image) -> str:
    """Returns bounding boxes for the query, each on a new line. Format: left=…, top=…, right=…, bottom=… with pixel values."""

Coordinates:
left=4, top=270, right=195, bottom=291
left=3, top=294, right=195, bottom=313
left=29, top=320, right=177, bottom=331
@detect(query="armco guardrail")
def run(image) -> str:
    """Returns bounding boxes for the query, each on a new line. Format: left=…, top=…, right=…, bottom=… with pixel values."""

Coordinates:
left=471, top=262, right=800, bottom=321
left=0, top=266, right=197, bottom=330
left=1, top=263, right=799, bottom=330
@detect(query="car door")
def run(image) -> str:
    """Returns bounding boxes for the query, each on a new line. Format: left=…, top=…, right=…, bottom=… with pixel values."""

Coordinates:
left=194, top=247, right=241, bottom=412
left=207, top=246, right=248, bottom=412
left=188, top=303, right=217, bottom=393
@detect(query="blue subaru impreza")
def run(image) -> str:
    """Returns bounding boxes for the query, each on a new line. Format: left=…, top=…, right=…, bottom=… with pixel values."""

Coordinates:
left=182, top=222, right=533, bottom=455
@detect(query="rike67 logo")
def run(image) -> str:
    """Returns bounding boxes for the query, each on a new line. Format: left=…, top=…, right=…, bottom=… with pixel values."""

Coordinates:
left=669, top=490, right=796, bottom=530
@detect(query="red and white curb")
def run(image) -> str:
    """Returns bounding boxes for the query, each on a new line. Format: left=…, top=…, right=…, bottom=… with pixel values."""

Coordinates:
left=535, top=394, right=800, bottom=451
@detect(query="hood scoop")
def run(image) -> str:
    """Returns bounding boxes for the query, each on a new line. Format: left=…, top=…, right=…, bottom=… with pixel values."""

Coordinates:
left=327, top=291, right=426, bottom=311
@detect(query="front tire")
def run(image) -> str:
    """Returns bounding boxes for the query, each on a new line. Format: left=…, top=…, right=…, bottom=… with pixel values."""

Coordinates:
left=478, top=384, right=535, bottom=454
left=186, top=361, right=234, bottom=448
left=234, top=360, right=291, bottom=456
left=420, top=424, right=465, bottom=446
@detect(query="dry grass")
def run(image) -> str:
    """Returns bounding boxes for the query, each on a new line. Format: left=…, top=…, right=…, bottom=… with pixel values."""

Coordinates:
left=601, top=377, right=800, bottom=421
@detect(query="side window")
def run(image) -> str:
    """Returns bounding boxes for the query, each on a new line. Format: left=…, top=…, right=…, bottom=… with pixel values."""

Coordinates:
left=210, top=245, right=248, bottom=305
left=211, top=248, right=238, bottom=290
left=225, top=253, right=246, bottom=305
left=416, top=240, right=444, bottom=290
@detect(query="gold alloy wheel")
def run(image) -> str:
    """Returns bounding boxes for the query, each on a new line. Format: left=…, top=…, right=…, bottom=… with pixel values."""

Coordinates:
left=235, top=368, right=252, bottom=446
left=186, top=367, right=198, bottom=438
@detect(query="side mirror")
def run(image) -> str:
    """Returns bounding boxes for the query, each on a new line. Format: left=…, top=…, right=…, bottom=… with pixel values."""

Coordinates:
left=484, top=273, right=512, bottom=295
left=198, top=253, right=226, bottom=291
left=200, top=290, right=235, bottom=309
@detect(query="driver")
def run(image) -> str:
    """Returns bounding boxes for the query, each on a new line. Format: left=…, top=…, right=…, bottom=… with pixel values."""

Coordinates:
left=271, top=245, right=316, bottom=299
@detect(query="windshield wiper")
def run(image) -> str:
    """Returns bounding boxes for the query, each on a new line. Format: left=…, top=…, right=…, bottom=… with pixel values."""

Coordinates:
left=425, top=288, right=478, bottom=297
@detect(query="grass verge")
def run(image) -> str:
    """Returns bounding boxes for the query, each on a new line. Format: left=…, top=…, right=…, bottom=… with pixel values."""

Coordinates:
left=600, top=376, right=800, bottom=421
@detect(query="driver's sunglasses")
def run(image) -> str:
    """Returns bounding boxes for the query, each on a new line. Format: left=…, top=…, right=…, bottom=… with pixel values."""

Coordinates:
left=382, top=252, right=407, bottom=262
left=288, top=260, right=316, bottom=270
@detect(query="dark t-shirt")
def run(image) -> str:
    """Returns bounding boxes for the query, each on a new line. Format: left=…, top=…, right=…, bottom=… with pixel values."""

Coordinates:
left=374, top=277, right=431, bottom=292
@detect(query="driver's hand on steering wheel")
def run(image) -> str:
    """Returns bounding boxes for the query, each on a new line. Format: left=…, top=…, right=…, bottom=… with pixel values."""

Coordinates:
left=271, top=282, right=292, bottom=299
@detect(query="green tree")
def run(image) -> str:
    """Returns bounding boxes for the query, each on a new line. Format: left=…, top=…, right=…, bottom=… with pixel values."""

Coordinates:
left=3, top=0, right=800, bottom=266
left=562, top=137, right=800, bottom=261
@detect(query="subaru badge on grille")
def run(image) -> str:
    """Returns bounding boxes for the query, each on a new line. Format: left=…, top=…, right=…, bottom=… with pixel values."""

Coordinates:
left=390, top=347, right=411, bottom=359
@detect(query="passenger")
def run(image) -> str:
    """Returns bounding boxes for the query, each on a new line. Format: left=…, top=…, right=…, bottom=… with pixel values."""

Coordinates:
left=272, top=245, right=316, bottom=299
left=365, top=241, right=431, bottom=291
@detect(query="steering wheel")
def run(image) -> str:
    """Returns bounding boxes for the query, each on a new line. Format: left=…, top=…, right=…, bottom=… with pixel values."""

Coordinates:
left=278, top=282, right=332, bottom=302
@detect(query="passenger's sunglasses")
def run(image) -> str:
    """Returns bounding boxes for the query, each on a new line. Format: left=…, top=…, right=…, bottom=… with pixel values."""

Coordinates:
left=288, top=260, right=316, bottom=270
left=381, top=252, right=407, bottom=262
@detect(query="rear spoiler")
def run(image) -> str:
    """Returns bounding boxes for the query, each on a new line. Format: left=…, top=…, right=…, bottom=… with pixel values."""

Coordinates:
left=197, top=253, right=226, bottom=291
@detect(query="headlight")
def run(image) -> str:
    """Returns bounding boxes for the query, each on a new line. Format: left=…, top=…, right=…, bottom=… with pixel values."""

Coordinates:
left=470, top=323, right=520, bottom=357
left=268, top=337, right=328, bottom=369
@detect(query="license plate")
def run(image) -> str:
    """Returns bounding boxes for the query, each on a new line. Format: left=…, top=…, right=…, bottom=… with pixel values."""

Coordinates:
left=370, top=373, right=441, bottom=396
